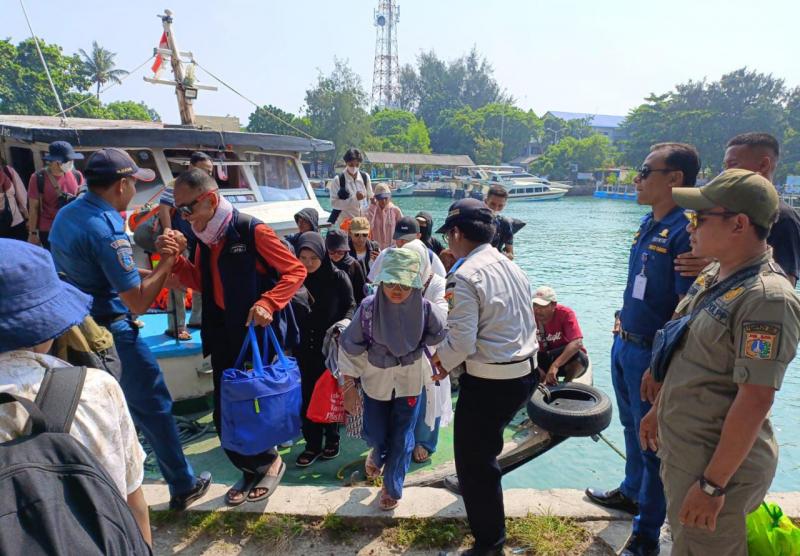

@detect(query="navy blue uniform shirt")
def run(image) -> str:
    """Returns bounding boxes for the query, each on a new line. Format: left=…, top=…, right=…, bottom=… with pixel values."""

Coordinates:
left=50, top=191, right=140, bottom=319
left=620, top=206, right=694, bottom=339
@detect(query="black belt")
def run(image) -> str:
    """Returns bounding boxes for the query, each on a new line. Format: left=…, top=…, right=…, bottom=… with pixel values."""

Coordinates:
left=619, top=328, right=653, bottom=348
left=94, top=314, right=127, bottom=327
left=489, top=355, right=535, bottom=366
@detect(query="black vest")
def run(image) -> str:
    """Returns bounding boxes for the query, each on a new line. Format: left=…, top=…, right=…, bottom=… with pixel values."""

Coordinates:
left=198, top=210, right=300, bottom=359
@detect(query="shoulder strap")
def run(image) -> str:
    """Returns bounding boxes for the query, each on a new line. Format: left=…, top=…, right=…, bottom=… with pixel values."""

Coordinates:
left=360, top=171, right=369, bottom=184
left=37, top=170, right=45, bottom=196
left=339, top=173, right=346, bottom=190
left=34, top=366, right=86, bottom=433
left=360, top=295, right=375, bottom=346
left=72, top=169, right=81, bottom=185
left=689, top=263, right=764, bottom=321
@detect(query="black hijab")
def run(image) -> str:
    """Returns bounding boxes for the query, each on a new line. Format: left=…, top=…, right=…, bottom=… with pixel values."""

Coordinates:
left=326, top=229, right=357, bottom=269
left=297, top=232, right=336, bottom=299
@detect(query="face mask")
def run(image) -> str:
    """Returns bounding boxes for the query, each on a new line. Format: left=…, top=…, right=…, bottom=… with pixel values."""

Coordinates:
left=60, top=161, right=74, bottom=173
left=347, top=166, right=358, bottom=176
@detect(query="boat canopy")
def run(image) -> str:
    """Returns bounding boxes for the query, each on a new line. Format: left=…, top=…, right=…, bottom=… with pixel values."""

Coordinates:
left=0, top=115, right=334, bottom=154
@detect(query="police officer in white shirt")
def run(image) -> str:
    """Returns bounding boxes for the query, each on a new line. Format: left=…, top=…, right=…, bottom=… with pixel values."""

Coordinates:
left=327, top=148, right=373, bottom=226
left=431, top=199, right=538, bottom=556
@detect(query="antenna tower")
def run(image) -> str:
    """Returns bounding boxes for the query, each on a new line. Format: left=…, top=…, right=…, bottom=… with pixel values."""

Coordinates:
left=371, top=0, right=400, bottom=109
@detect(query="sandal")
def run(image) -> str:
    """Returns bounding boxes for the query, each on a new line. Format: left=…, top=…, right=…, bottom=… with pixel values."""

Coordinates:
left=412, top=445, right=430, bottom=464
left=132, top=319, right=145, bottom=329
left=365, top=449, right=383, bottom=480
left=225, top=474, right=257, bottom=507
left=248, top=461, right=286, bottom=502
left=322, top=441, right=340, bottom=460
left=295, top=449, right=322, bottom=467
left=379, top=488, right=399, bottom=511
left=165, top=328, right=192, bottom=341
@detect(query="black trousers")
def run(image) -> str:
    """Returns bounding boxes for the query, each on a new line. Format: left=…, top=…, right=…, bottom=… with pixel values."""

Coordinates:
left=298, top=350, right=339, bottom=452
left=0, top=222, right=27, bottom=241
left=208, top=325, right=278, bottom=477
left=536, top=346, right=589, bottom=380
left=454, top=372, right=537, bottom=550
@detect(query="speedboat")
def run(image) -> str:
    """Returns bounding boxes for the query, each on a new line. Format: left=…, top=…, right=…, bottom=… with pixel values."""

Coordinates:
left=486, top=170, right=568, bottom=201
left=0, top=114, right=332, bottom=408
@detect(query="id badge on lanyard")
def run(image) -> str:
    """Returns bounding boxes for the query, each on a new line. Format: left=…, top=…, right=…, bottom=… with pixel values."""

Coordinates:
left=632, top=253, right=648, bottom=300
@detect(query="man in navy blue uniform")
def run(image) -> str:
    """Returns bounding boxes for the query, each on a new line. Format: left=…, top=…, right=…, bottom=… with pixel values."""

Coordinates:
left=586, top=143, right=700, bottom=556
left=50, top=148, right=211, bottom=511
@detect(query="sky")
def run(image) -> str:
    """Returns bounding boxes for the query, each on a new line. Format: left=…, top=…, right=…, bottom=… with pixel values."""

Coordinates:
left=3, top=0, right=800, bottom=126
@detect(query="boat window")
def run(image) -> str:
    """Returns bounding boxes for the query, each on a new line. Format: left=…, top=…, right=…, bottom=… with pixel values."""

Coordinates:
left=9, top=146, right=35, bottom=185
left=164, top=149, right=249, bottom=190
left=247, top=153, right=309, bottom=201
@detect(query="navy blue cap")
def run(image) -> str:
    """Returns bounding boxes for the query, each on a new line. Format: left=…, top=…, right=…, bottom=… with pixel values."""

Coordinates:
left=435, top=198, right=494, bottom=233
left=83, top=148, right=155, bottom=182
left=43, top=141, right=84, bottom=163
left=393, top=216, right=420, bottom=240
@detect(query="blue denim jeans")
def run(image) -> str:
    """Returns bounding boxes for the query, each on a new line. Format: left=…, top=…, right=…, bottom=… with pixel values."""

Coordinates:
left=363, top=392, right=422, bottom=500
left=610, top=335, right=666, bottom=541
left=413, top=387, right=440, bottom=454
left=109, top=318, right=196, bottom=495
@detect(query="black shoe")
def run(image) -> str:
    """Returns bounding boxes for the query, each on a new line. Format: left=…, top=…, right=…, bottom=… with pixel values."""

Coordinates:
left=169, top=471, right=212, bottom=511
left=584, top=486, right=639, bottom=515
left=620, top=533, right=660, bottom=556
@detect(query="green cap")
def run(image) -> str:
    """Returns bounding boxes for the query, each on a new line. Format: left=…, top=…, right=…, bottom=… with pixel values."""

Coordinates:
left=373, top=248, right=423, bottom=289
left=672, top=169, right=778, bottom=229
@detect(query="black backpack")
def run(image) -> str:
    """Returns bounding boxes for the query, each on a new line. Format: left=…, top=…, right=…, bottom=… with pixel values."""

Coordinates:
left=337, top=171, right=369, bottom=200
left=0, top=367, right=151, bottom=556
left=36, top=169, right=82, bottom=208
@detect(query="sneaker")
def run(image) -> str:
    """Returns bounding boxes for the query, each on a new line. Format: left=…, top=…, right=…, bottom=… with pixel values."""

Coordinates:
left=620, top=533, right=660, bottom=556
left=169, top=471, right=212, bottom=511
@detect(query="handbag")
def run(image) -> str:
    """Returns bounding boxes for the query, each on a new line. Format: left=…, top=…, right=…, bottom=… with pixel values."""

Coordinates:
left=650, top=263, right=762, bottom=381
left=746, top=501, right=800, bottom=555
left=306, top=369, right=345, bottom=424
left=220, top=324, right=302, bottom=455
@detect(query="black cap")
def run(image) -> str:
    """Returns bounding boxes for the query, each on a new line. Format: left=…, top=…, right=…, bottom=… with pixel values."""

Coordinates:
left=43, top=141, right=84, bottom=163
left=325, top=229, right=349, bottom=251
left=436, top=198, right=494, bottom=233
left=190, top=151, right=212, bottom=165
left=83, top=148, right=155, bottom=182
left=393, top=216, right=420, bottom=240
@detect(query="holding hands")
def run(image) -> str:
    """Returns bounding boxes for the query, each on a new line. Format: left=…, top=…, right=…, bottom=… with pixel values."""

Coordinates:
left=156, top=229, right=187, bottom=259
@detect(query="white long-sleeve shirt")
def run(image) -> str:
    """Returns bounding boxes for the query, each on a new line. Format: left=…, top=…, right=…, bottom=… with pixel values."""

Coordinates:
left=436, top=243, right=538, bottom=379
left=327, top=170, right=373, bottom=224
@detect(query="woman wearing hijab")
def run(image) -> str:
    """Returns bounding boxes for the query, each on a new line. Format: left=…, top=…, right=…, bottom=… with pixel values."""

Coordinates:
left=295, top=232, right=356, bottom=467
left=399, top=241, right=452, bottom=464
left=339, top=248, right=447, bottom=510
left=326, top=229, right=367, bottom=304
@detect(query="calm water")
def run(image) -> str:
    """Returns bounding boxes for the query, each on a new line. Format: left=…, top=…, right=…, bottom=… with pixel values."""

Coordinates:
left=323, top=195, right=800, bottom=491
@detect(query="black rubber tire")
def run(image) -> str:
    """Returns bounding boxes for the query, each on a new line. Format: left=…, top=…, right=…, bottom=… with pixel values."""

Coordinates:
left=526, top=383, right=612, bottom=437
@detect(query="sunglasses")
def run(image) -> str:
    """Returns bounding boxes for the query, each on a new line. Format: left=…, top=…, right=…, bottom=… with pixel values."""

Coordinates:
left=329, top=249, right=349, bottom=256
left=352, top=232, right=369, bottom=238
left=638, top=165, right=675, bottom=180
left=383, top=282, right=412, bottom=292
left=177, top=189, right=218, bottom=216
left=684, top=209, right=739, bottom=228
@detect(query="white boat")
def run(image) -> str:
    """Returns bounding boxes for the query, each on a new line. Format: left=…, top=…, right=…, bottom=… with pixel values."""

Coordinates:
left=0, top=114, right=333, bottom=405
left=486, top=170, right=568, bottom=201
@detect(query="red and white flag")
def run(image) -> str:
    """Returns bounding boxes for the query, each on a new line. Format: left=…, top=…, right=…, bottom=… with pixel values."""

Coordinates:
left=150, top=32, right=168, bottom=77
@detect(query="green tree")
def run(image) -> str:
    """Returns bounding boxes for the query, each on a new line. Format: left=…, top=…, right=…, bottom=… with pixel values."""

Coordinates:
left=0, top=38, right=90, bottom=116
left=531, top=135, right=618, bottom=180
left=247, top=104, right=304, bottom=135
left=474, top=137, right=503, bottom=165
left=364, top=109, right=431, bottom=153
left=104, top=100, right=160, bottom=121
left=304, top=59, right=370, bottom=164
left=541, top=113, right=593, bottom=146
left=78, top=41, right=128, bottom=100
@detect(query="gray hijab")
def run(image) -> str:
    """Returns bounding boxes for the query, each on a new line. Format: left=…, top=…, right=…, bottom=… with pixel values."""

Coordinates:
left=372, top=286, right=426, bottom=362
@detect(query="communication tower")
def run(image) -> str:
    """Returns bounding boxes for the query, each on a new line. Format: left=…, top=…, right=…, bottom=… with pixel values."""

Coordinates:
left=371, top=0, right=400, bottom=109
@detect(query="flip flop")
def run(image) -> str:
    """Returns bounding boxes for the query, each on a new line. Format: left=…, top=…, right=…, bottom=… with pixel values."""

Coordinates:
left=225, top=474, right=257, bottom=507
left=321, top=442, right=340, bottom=460
left=379, top=488, right=399, bottom=511
left=247, top=461, right=286, bottom=503
left=164, top=329, right=192, bottom=341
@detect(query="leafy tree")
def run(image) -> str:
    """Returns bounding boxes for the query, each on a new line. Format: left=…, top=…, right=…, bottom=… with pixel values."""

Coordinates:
left=531, top=135, right=618, bottom=180
left=474, top=137, right=503, bottom=165
left=78, top=41, right=128, bottom=100
left=247, top=104, right=304, bottom=135
left=0, top=38, right=90, bottom=116
left=104, top=100, right=160, bottom=121
left=304, top=58, right=370, bottom=164
left=363, top=109, right=431, bottom=153
left=541, top=113, right=593, bottom=146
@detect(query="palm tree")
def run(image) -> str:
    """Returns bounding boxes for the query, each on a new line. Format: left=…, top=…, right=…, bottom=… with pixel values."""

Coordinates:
left=79, top=41, right=129, bottom=100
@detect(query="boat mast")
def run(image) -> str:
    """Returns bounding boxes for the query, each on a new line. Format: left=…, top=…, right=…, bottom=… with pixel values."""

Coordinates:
left=161, top=10, right=193, bottom=125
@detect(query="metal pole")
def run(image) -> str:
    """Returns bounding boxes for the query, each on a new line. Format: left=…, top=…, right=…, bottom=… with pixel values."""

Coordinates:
left=160, top=10, right=195, bottom=125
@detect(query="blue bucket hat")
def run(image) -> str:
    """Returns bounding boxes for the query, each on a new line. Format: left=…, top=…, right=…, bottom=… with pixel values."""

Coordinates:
left=0, top=240, right=92, bottom=352
left=42, top=141, right=84, bottom=163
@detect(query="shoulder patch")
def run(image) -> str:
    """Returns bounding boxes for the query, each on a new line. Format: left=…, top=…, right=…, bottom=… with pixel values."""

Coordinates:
left=741, top=322, right=781, bottom=360
left=659, top=228, right=669, bottom=238
left=111, top=238, right=136, bottom=272
left=722, top=287, right=745, bottom=303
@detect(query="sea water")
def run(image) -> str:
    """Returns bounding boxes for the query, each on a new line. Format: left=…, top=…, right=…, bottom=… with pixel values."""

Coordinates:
left=340, top=195, right=799, bottom=492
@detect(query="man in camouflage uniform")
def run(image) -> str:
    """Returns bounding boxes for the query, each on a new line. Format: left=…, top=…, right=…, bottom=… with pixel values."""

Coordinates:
left=640, top=169, right=800, bottom=555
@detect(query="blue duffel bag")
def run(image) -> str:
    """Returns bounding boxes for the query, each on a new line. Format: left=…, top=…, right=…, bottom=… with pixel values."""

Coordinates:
left=220, top=324, right=302, bottom=455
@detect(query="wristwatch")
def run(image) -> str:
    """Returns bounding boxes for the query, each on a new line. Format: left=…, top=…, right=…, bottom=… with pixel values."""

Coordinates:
left=699, top=476, right=726, bottom=497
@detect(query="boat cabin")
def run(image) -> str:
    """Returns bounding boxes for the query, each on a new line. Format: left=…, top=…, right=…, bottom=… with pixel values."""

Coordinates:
left=0, top=115, right=333, bottom=233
